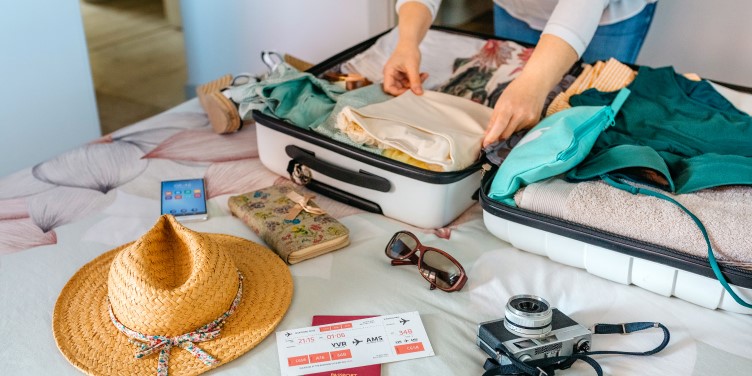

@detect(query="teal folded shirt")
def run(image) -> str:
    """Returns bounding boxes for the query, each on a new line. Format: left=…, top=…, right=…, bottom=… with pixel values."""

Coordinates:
left=568, top=66, right=752, bottom=193
left=230, top=63, right=346, bottom=129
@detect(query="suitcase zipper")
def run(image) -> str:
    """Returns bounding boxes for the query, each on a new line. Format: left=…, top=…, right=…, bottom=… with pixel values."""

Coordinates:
left=554, top=87, right=629, bottom=162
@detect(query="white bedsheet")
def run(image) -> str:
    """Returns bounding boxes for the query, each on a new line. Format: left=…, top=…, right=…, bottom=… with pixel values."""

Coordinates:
left=1, top=135, right=751, bottom=375
left=1, top=98, right=751, bottom=375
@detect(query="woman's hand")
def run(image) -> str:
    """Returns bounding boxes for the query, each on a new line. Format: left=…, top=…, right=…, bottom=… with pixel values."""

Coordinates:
left=383, top=1, right=433, bottom=96
left=482, top=34, right=579, bottom=147
left=383, top=44, right=429, bottom=96
left=482, top=74, right=547, bottom=147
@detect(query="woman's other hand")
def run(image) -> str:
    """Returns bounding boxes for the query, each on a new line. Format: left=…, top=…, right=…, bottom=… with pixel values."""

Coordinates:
left=482, top=34, right=578, bottom=147
left=483, top=73, right=546, bottom=147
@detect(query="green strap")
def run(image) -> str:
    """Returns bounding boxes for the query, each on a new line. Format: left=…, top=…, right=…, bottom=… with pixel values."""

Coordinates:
left=601, top=174, right=752, bottom=309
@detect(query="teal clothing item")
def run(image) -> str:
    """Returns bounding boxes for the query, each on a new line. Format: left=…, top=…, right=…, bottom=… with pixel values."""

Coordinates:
left=488, top=88, right=630, bottom=206
left=313, top=84, right=393, bottom=153
left=230, top=63, right=346, bottom=130
left=568, top=66, right=752, bottom=193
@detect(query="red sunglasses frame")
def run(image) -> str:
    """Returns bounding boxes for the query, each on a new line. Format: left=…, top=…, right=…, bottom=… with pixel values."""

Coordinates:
left=384, top=231, right=467, bottom=292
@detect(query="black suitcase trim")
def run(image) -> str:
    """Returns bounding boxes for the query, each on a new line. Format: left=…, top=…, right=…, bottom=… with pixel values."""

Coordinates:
left=479, top=173, right=752, bottom=289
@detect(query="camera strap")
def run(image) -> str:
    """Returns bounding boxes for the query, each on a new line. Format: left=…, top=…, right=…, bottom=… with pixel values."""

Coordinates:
left=481, top=321, right=670, bottom=376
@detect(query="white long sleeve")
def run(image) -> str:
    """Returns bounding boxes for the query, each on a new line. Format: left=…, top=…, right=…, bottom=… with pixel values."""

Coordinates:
left=497, top=0, right=654, bottom=57
left=395, top=0, right=442, bottom=20
left=541, top=0, right=609, bottom=57
left=396, top=0, right=654, bottom=58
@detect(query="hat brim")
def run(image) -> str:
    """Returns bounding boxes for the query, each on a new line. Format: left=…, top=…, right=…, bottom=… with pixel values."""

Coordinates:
left=53, top=234, right=293, bottom=376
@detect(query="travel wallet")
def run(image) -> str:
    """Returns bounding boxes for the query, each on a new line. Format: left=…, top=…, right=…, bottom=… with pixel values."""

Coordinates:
left=228, top=185, right=350, bottom=264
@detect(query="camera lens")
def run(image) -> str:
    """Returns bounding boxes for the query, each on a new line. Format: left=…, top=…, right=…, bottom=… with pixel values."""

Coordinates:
left=512, top=297, right=547, bottom=313
left=504, top=295, right=553, bottom=338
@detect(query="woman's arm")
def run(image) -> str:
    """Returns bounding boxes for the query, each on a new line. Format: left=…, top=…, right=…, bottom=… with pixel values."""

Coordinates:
left=382, top=2, right=435, bottom=96
left=483, top=34, right=578, bottom=146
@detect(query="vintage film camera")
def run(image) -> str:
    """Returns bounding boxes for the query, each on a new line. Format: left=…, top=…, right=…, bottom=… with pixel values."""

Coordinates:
left=477, top=295, right=592, bottom=365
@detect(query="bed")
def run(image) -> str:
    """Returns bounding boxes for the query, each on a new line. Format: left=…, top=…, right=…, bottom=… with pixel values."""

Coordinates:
left=1, top=92, right=751, bottom=375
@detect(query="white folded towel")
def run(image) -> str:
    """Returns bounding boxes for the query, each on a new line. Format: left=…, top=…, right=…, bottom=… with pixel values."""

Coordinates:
left=516, top=178, right=752, bottom=265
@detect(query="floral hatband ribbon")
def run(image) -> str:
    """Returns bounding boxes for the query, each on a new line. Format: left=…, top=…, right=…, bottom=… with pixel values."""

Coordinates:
left=108, top=272, right=244, bottom=376
left=284, top=191, right=326, bottom=220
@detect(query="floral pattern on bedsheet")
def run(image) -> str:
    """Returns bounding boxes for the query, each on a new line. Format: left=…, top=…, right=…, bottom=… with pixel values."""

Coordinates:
left=0, top=108, right=385, bottom=255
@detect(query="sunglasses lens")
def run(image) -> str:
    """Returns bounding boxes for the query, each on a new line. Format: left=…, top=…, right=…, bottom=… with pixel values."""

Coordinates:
left=387, top=232, right=418, bottom=259
left=420, top=249, right=462, bottom=290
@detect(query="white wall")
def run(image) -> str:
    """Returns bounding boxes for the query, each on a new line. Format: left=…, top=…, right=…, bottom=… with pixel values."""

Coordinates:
left=180, top=0, right=396, bottom=97
left=636, top=0, right=752, bottom=87
left=0, top=0, right=100, bottom=177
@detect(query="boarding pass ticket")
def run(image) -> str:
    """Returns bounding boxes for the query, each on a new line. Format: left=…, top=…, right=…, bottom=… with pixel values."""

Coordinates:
left=276, top=311, right=434, bottom=375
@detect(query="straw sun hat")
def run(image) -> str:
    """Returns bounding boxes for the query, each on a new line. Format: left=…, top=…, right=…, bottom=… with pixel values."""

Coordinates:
left=53, top=215, right=293, bottom=375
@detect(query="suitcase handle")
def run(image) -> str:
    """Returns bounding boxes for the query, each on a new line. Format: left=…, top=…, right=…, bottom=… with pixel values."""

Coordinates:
left=285, top=145, right=392, bottom=192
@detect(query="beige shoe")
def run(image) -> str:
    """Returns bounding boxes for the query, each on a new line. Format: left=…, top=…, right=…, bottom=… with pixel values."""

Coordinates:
left=196, top=74, right=242, bottom=134
left=284, top=54, right=314, bottom=71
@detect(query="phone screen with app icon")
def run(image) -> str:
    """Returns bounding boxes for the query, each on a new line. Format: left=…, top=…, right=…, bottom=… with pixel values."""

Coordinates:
left=160, top=178, right=208, bottom=222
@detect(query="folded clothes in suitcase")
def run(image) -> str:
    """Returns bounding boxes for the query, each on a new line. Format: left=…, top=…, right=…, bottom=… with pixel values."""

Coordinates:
left=480, top=64, right=752, bottom=314
left=253, top=27, right=533, bottom=229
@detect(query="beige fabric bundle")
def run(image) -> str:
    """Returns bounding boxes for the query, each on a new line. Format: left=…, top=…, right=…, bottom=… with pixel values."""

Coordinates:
left=336, top=90, right=492, bottom=171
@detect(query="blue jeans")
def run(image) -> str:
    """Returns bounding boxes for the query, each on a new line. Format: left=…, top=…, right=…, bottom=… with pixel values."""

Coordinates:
left=493, top=3, right=657, bottom=64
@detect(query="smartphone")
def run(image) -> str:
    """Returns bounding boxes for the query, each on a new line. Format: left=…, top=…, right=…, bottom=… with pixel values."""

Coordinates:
left=160, top=178, right=208, bottom=222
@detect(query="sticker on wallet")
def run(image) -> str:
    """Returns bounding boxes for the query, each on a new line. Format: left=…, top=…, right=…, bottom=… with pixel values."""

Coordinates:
left=276, top=311, right=434, bottom=376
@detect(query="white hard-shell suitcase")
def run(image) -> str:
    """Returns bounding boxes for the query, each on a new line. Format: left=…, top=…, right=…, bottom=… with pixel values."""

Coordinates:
left=479, top=160, right=752, bottom=314
left=254, top=28, right=487, bottom=229
left=255, top=115, right=483, bottom=229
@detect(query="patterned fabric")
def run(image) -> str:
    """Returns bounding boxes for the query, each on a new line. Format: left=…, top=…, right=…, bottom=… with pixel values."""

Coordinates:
left=228, top=185, right=350, bottom=264
left=108, top=272, right=244, bottom=376
left=482, top=130, right=529, bottom=166
left=437, top=39, right=532, bottom=107
left=435, top=39, right=576, bottom=118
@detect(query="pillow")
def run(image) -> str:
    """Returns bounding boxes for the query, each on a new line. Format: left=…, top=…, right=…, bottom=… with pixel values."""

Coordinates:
left=487, top=88, right=631, bottom=206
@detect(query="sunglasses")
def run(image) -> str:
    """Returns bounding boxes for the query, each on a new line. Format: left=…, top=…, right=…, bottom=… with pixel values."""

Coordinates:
left=384, top=231, right=467, bottom=292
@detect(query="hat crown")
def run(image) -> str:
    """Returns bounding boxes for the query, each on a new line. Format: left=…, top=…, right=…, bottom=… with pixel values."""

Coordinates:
left=107, top=215, right=239, bottom=336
